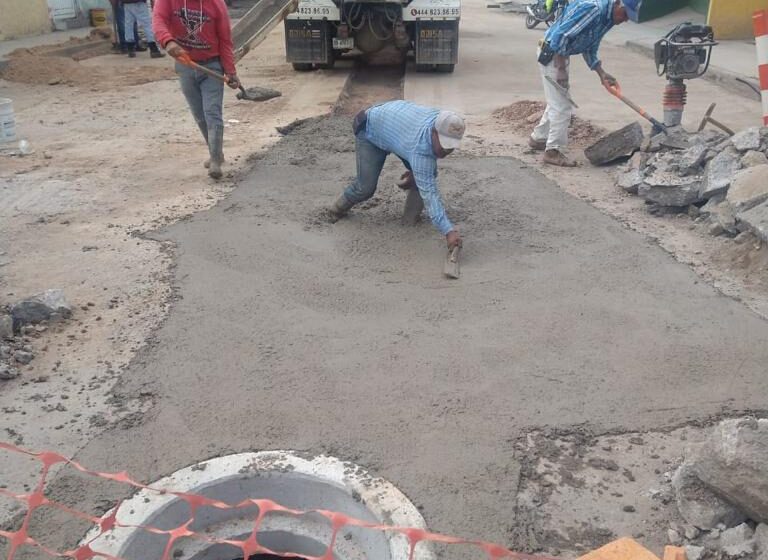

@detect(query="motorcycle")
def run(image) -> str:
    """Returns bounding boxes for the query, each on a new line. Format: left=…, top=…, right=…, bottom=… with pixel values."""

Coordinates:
left=525, top=0, right=567, bottom=29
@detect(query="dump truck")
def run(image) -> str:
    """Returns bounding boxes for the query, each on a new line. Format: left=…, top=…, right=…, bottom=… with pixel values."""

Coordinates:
left=283, top=0, right=460, bottom=72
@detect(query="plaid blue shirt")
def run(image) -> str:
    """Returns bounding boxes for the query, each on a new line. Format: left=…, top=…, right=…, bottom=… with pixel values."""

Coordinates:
left=544, top=0, right=615, bottom=70
left=364, top=101, right=454, bottom=235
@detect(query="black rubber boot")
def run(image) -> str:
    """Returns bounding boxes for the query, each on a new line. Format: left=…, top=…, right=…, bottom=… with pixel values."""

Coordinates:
left=148, top=42, right=165, bottom=58
left=127, top=42, right=136, bottom=58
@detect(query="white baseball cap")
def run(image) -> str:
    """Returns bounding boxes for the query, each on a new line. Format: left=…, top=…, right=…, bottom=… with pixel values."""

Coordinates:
left=435, top=111, right=466, bottom=150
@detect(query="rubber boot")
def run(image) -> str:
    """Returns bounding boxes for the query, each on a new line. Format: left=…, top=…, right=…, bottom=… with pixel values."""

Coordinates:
left=207, top=125, right=225, bottom=180
left=148, top=42, right=165, bottom=58
left=127, top=42, right=136, bottom=58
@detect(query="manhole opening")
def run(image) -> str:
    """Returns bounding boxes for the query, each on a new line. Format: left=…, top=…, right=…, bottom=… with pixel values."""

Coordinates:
left=83, top=452, right=433, bottom=560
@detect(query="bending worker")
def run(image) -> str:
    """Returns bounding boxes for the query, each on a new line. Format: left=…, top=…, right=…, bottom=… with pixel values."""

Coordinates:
left=529, top=0, right=642, bottom=167
left=328, top=100, right=465, bottom=251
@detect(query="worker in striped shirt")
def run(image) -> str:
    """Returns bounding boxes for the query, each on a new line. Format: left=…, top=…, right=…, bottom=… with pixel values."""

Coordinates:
left=329, top=100, right=465, bottom=251
left=530, top=0, right=642, bottom=167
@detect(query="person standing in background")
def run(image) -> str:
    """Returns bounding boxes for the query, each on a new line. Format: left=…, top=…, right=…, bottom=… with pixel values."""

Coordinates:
left=122, top=0, right=165, bottom=58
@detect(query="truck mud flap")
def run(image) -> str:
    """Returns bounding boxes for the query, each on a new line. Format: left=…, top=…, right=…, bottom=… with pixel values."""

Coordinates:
left=285, top=19, right=331, bottom=64
left=414, top=20, right=459, bottom=65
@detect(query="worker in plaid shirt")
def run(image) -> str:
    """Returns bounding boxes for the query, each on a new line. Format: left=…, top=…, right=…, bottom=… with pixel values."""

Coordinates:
left=328, top=100, right=465, bottom=251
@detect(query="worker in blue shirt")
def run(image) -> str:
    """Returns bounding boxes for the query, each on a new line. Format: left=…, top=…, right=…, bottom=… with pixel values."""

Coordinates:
left=529, top=0, right=642, bottom=167
left=328, top=100, right=466, bottom=251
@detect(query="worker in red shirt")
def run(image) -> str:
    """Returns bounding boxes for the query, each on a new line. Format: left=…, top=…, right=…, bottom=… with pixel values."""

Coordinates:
left=153, top=0, right=241, bottom=179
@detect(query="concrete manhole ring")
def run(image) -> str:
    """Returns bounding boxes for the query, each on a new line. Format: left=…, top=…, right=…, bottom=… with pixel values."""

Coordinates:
left=84, top=451, right=434, bottom=560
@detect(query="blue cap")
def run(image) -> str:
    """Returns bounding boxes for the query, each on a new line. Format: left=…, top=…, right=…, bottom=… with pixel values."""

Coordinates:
left=622, top=0, right=642, bottom=22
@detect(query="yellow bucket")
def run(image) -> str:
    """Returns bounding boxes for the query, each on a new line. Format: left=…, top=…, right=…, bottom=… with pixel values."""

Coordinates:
left=90, top=8, right=108, bottom=27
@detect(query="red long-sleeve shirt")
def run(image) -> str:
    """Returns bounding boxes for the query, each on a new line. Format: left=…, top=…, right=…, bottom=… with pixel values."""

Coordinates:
left=153, top=0, right=236, bottom=75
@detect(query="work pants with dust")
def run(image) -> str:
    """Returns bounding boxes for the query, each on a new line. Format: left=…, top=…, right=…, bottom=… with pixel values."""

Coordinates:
left=343, top=132, right=400, bottom=205
left=123, top=2, right=156, bottom=44
left=531, top=53, right=571, bottom=152
left=176, top=59, right=225, bottom=139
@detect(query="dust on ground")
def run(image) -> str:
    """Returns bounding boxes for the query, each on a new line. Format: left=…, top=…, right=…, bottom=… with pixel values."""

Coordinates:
left=493, top=100, right=606, bottom=146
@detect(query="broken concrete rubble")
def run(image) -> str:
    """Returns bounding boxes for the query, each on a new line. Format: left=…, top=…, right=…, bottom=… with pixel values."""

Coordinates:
left=585, top=122, right=644, bottom=165
left=11, top=289, right=72, bottom=326
left=0, top=363, right=20, bottom=381
left=755, top=524, right=768, bottom=560
left=617, top=168, right=644, bottom=194
left=731, top=127, right=762, bottom=152
left=701, top=149, right=742, bottom=200
left=638, top=180, right=702, bottom=207
left=684, top=545, right=705, bottom=560
left=741, top=151, right=768, bottom=168
left=672, top=462, right=748, bottom=530
left=726, top=165, right=768, bottom=212
left=612, top=126, right=768, bottom=246
left=690, top=418, right=768, bottom=524
left=720, top=523, right=756, bottom=557
left=677, top=144, right=708, bottom=176
left=737, top=201, right=768, bottom=244
left=0, top=314, right=12, bottom=339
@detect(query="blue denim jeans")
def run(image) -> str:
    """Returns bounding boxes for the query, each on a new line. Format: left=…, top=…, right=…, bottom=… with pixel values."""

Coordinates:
left=343, top=132, right=389, bottom=205
left=176, top=59, right=225, bottom=141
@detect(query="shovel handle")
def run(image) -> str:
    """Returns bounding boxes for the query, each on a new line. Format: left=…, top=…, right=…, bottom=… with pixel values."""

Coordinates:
left=178, top=54, right=248, bottom=98
left=606, top=84, right=668, bottom=134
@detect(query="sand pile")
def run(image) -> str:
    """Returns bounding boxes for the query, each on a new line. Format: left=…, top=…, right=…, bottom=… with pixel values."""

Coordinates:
left=493, top=100, right=605, bottom=145
left=0, top=53, right=174, bottom=89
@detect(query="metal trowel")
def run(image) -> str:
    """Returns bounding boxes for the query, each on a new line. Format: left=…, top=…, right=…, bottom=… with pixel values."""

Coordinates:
left=443, top=246, right=461, bottom=279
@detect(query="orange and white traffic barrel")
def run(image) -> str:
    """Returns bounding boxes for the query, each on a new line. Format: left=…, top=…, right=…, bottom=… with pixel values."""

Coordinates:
left=755, top=9, right=768, bottom=125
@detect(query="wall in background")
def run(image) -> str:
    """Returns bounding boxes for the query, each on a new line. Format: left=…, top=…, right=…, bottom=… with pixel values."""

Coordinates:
left=0, top=0, right=51, bottom=40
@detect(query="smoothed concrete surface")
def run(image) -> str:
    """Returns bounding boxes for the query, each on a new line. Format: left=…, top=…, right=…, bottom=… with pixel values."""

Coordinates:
left=40, top=115, right=768, bottom=557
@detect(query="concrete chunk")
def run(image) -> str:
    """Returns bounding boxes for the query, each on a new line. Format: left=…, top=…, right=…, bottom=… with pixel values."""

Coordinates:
left=672, top=462, right=747, bottom=530
left=731, top=127, right=762, bottom=152
left=741, top=150, right=768, bottom=168
left=720, top=523, right=755, bottom=557
left=11, top=289, right=72, bottom=326
left=701, top=149, right=741, bottom=200
left=726, top=165, right=768, bottom=212
left=639, top=174, right=703, bottom=207
left=585, top=122, right=644, bottom=165
left=678, top=144, right=708, bottom=175
left=0, top=314, right=12, bottom=339
left=690, top=418, right=768, bottom=524
left=737, top=200, right=768, bottom=243
left=617, top=168, right=644, bottom=194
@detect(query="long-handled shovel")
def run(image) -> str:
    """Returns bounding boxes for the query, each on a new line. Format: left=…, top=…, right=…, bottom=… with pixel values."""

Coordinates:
left=177, top=53, right=281, bottom=102
left=605, top=84, right=668, bottom=135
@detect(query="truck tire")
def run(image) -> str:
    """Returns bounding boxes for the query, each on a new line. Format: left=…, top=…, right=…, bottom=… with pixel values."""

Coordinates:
left=525, top=14, right=539, bottom=29
left=292, top=62, right=314, bottom=71
left=436, top=64, right=454, bottom=73
left=317, top=52, right=336, bottom=70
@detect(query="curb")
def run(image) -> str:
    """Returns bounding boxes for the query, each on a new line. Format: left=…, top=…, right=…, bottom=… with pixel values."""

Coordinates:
left=624, top=40, right=762, bottom=102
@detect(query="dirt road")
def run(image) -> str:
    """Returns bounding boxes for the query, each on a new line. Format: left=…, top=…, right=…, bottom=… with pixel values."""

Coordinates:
left=2, top=1, right=768, bottom=558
